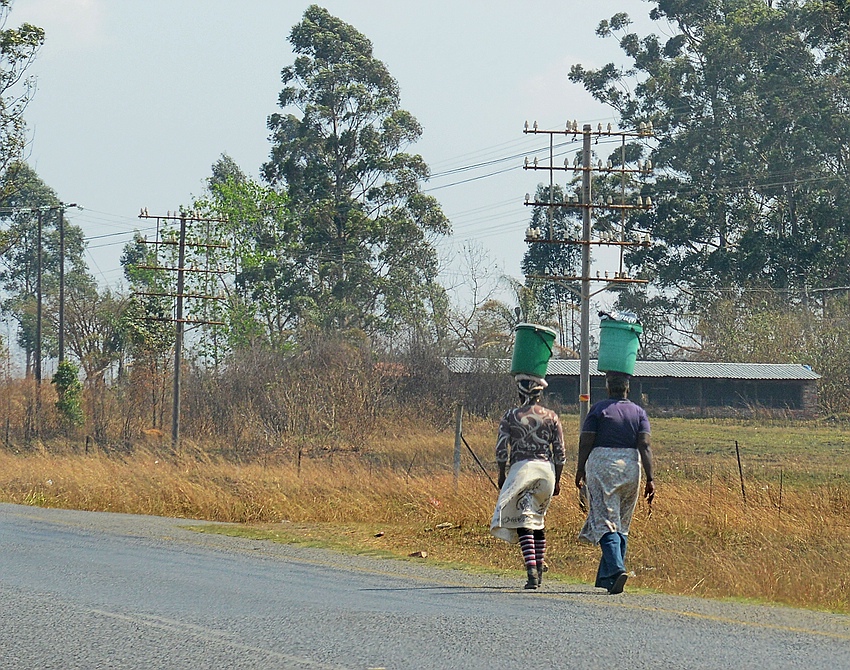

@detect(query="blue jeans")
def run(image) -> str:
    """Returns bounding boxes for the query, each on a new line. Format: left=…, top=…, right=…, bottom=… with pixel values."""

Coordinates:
left=595, top=531, right=627, bottom=589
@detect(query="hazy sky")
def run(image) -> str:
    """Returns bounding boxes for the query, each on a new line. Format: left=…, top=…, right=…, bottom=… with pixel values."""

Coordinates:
left=12, top=0, right=660, bottom=296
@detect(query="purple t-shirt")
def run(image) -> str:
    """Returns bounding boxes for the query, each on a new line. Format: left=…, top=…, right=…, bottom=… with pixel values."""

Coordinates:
left=581, top=398, right=650, bottom=449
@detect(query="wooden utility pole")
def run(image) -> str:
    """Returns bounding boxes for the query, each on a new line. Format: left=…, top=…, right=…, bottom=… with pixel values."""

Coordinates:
left=35, top=208, right=42, bottom=385
left=135, top=209, right=228, bottom=449
left=0, top=203, right=78, bottom=369
left=522, top=121, right=655, bottom=425
left=0, top=203, right=78, bottom=418
left=171, top=212, right=187, bottom=448
left=58, top=205, right=64, bottom=362
left=453, top=403, right=463, bottom=489
left=34, top=208, right=43, bottom=439
left=57, top=204, right=78, bottom=362
left=579, top=125, right=592, bottom=425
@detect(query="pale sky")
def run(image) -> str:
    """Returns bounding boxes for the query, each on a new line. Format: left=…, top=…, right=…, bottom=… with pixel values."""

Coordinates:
left=12, top=0, right=659, bottom=296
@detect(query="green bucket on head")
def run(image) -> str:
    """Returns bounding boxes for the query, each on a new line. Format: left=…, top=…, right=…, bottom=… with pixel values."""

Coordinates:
left=511, top=323, right=558, bottom=378
left=598, top=318, right=642, bottom=375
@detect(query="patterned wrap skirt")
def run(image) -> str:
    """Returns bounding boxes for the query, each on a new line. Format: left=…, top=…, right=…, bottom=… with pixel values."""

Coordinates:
left=578, top=447, right=642, bottom=545
left=490, top=459, right=556, bottom=544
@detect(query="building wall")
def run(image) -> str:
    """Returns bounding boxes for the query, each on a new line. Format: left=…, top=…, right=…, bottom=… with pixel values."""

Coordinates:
left=544, top=376, right=818, bottom=418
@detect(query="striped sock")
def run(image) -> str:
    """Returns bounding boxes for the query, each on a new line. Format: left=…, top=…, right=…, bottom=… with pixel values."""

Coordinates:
left=517, top=528, right=537, bottom=570
left=534, top=529, right=546, bottom=572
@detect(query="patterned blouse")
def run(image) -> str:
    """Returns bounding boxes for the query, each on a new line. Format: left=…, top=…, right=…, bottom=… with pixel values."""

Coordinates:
left=495, top=403, right=566, bottom=466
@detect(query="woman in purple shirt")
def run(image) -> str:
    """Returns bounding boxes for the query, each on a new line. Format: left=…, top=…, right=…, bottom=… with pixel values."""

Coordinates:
left=575, top=371, right=655, bottom=594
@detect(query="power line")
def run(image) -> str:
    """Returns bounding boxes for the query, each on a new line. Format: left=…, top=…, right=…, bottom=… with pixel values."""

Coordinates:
left=428, top=140, right=574, bottom=179
left=424, top=164, right=521, bottom=192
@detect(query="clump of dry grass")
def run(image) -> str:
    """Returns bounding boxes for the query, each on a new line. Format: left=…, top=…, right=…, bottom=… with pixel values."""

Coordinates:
left=2, top=415, right=849, bottom=612
left=622, top=478, right=850, bottom=611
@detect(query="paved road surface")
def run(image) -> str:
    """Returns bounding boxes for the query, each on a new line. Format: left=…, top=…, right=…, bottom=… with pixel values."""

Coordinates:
left=1, top=503, right=848, bottom=669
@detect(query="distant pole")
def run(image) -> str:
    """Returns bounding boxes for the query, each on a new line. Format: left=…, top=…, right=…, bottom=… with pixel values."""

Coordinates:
left=453, top=404, right=463, bottom=489
left=35, top=208, right=43, bottom=385
left=34, top=208, right=43, bottom=439
left=735, top=440, right=747, bottom=505
left=708, top=463, right=714, bottom=508
left=579, top=125, right=592, bottom=426
left=171, top=212, right=187, bottom=448
left=548, top=132, right=554, bottom=239
left=58, top=205, right=65, bottom=363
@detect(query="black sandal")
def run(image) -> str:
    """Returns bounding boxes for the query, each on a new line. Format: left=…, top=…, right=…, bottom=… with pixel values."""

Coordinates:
left=608, top=572, right=628, bottom=594
left=524, top=570, right=538, bottom=590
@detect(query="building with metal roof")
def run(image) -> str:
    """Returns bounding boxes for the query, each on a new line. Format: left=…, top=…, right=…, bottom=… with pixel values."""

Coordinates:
left=446, top=358, right=820, bottom=417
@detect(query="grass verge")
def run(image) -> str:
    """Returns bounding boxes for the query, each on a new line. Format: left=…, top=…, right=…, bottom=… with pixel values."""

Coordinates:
left=1, top=414, right=849, bottom=612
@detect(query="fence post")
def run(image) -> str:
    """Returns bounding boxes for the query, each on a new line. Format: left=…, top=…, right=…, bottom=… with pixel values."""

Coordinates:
left=453, top=404, right=463, bottom=490
left=708, top=463, right=714, bottom=509
left=735, top=440, right=747, bottom=506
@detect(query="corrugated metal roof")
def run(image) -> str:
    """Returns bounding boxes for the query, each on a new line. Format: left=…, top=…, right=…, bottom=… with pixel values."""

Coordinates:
left=446, top=357, right=820, bottom=380
left=446, top=358, right=511, bottom=374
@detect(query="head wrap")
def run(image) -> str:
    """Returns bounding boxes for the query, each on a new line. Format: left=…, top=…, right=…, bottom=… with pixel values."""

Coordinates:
left=515, top=374, right=547, bottom=399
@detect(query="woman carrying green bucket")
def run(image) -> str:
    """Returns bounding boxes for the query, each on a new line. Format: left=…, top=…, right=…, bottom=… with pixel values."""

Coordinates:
left=490, top=324, right=565, bottom=590
left=576, top=372, right=656, bottom=594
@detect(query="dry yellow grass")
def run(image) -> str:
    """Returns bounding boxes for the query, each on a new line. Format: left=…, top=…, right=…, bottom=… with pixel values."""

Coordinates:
left=1, top=413, right=849, bottom=612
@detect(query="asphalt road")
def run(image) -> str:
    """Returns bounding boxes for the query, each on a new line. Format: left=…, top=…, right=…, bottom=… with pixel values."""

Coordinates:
left=1, top=503, right=848, bottom=669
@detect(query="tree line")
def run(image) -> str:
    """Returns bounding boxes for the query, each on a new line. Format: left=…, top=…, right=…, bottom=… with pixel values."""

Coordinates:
left=2, top=2, right=850, bottom=452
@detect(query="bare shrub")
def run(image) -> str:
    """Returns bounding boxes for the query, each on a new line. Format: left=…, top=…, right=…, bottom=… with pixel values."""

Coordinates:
left=456, top=368, right=515, bottom=419
left=1, top=378, right=35, bottom=447
left=392, top=342, right=514, bottom=423
left=180, top=331, right=387, bottom=458
left=391, top=339, right=456, bottom=425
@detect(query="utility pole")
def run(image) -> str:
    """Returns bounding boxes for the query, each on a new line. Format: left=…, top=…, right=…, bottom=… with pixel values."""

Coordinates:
left=0, top=203, right=79, bottom=440
left=135, top=209, right=228, bottom=449
left=57, top=203, right=78, bottom=363
left=58, top=205, right=64, bottom=362
left=34, top=208, right=43, bottom=439
left=0, top=203, right=79, bottom=369
left=579, top=125, right=592, bottom=424
left=35, top=208, right=42, bottom=386
left=172, top=212, right=187, bottom=448
left=522, top=120, right=655, bottom=425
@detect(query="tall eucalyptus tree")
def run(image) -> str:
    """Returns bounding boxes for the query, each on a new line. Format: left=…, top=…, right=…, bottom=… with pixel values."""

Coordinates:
left=570, top=1, right=850, bottom=315
left=263, top=5, right=450, bottom=339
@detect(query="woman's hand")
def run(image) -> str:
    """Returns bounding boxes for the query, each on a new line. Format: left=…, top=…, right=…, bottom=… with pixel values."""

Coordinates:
left=574, top=469, right=585, bottom=489
left=644, top=479, right=656, bottom=504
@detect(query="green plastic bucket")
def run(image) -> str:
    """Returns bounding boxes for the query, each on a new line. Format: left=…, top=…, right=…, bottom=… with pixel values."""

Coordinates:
left=598, top=318, right=642, bottom=375
left=511, top=323, right=557, bottom=377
